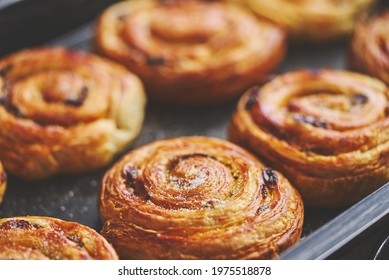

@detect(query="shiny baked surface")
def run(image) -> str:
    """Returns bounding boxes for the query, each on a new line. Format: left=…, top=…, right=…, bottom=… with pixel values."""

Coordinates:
left=227, top=0, right=376, bottom=43
left=100, top=136, right=303, bottom=259
left=0, top=216, right=118, bottom=259
left=350, top=11, right=389, bottom=84
left=95, top=0, right=285, bottom=105
left=0, top=47, right=146, bottom=180
left=229, top=69, right=389, bottom=207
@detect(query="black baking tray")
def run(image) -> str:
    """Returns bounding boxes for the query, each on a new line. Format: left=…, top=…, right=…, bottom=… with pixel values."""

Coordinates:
left=0, top=0, right=388, bottom=260
left=0, top=0, right=116, bottom=56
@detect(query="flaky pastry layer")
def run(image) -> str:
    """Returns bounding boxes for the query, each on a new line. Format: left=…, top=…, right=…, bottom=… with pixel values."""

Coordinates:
left=226, top=0, right=376, bottom=43
left=229, top=69, right=389, bottom=207
left=95, top=0, right=285, bottom=105
left=100, top=136, right=303, bottom=259
left=0, top=216, right=118, bottom=260
left=0, top=47, right=146, bottom=180
left=350, top=11, right=389, bottom=84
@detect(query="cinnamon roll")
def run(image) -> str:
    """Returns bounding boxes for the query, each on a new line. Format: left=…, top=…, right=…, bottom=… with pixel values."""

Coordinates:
left=95, top=0, right=286, bottom=105
left=0, top=216, right=118, bottom=260
left=226, top=0, right=376, bottom=43
left=100, top=136, right=303, bottom=259
left=0, top=47, right=146, bottom=180
left=229, top=69, right=389, bottom=207
left=0, top=161, right=6, bottom=204
left=350, top=11, right=389, bottom=84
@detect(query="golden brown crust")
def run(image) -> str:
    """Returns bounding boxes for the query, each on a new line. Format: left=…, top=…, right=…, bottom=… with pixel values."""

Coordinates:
left=100, top=136, right=303, bottom=259
left=0, top=161, right=6, bottom=204
left=349, top=11, right=389, bottom=83
left=95, top=0, right=286, bottom=105
left=0, top=47, right=146, bottom=180
left=229, top=69, right=389, bottom=208
left=0, top=216, right=118, bottom=260
left=226, top=0, right=376, bottom=43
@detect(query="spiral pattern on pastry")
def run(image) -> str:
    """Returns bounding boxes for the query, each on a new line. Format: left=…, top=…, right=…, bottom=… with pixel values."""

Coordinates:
left=349, top=11, right=389, bottom=84
left=100, top=136, right=303, bottom=259
left=95, top=0, right=285, bottom=105
left=226, top=0, right=376, bottom=43
left=229, top=69, right=389, bottom=208
left=0, top=216, right=118, bottom=260
left=0, top=161, right=6, bottom=204
left=0, top=47, right=146, bottom=180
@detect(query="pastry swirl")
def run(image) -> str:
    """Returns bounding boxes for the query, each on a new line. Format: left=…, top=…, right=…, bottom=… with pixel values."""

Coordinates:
left=0, top=47, right=146, bottom=180
left=95, top=0, right=285, bottom=105
left=0, top=216, right=118, bottom=260
left=350, top=11, right=389, bottom=84
left=226, top=0, right=376, bottom=43
left=229, top=69, right=389, bottom=207
left=100, top=136, right=303, bottom=259
left=0, top=161, right=6, bottom=204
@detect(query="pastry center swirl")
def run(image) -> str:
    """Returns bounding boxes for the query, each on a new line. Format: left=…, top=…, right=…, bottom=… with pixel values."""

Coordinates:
left=148, top=6, right=228, bottom=43
left=0, top=64, right=110, bottom=126
left=248, top=71, right=389, bottom=155
left=120, top=1, right=253, bottom=62
left=168, top=154, right=233, bottom=191
left=39, top=71, right=88, bottom=106
left=121, top=149, right=253, bottom=212
left=286, top=90, right=384, bottom=130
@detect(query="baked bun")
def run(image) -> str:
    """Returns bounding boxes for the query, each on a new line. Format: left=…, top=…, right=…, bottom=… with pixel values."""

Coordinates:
left=350, top=11, right=389, bottom=84
left=0, top=47, right=146, bottom=180
left=100, top=136, right=303, bottom=259
left=229, top=69, right=389, bottom=207
left=226, top=0, right=376, bottom=43
left=0, top=161, right=6, bottom=204
left=95, top=0, right=285, bottom=105
left=0, top=216, right=118, bottom=259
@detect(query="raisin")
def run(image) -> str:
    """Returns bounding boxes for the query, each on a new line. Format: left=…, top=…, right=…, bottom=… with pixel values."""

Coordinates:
left=262, top=168, right=278, bottom=189
left=294, top=114, right=329, bottom=129
left=146, top=56, right=166, bottom=66
left=245, top=86, right=259, bottom=110
left=64, top=86, right=88, bottom=107
left=0, top=220, right=34, bottom=230
left=351, top=93, right=368, bottom=106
